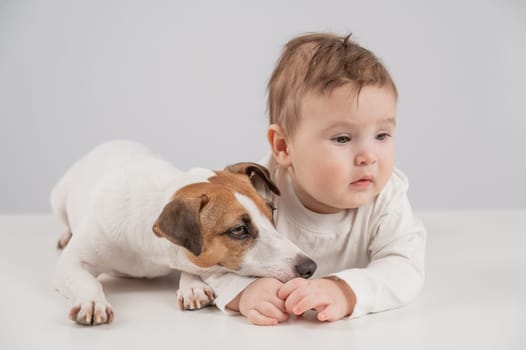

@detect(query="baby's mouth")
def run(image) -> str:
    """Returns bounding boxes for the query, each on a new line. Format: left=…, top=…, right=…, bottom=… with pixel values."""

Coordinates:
left=351, top=176, right=374, bottom=187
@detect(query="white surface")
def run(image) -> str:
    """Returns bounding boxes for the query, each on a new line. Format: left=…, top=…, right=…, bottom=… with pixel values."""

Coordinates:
left=1, top=1, right=526, bottom=212
left=0, top=210, right=525, bottom=349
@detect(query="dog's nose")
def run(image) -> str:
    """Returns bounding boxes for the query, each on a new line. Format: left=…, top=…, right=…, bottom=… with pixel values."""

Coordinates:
left=294, top=257, right=317, bottom=279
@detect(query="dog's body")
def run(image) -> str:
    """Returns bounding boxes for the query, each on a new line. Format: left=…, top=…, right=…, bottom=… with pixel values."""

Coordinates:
left=52, top=140, right=316, bottom=325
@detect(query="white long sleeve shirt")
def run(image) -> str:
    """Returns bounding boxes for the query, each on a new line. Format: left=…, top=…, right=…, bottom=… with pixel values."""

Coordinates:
left=202, top=156, right=426, bottom=319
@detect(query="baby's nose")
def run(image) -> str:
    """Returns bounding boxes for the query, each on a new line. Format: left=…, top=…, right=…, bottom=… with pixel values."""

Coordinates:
left=355, top=150, right=377, bottom=166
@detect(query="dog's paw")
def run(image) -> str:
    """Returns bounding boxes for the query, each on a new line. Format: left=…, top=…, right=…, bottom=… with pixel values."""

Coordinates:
left=177, top=286, right=215, bottom=310
left=69, top=301, right=114, bottom=326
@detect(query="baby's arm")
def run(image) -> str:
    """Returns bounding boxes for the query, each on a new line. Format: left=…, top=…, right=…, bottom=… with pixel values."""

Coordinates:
left=336, top=202, right=426, bottom=318
left=278, top=197, right=425, bottom=322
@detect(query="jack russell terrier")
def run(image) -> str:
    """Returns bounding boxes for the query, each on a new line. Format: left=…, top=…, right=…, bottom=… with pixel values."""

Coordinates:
left=51, top=140, right=316, bottom=326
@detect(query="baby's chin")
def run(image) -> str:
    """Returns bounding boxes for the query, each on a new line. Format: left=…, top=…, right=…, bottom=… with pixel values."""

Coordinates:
left=300, top=197, right=345, bottom=214
left=337, top=191, right=379, bottom=209
left=306, top=197, right=369, bottom=214
left=296, top=186, right=377, bottom=213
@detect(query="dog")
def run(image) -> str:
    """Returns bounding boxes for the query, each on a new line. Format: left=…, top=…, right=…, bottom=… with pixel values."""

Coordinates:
left=51, top=140, right=316, bottom=326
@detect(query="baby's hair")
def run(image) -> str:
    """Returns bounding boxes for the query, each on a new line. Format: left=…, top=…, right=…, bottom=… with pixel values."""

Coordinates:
left=267, top=32, right=397, bottom=136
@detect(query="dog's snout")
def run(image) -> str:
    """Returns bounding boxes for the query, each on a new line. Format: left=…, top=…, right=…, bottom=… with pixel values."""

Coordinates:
left=294, top=257, right=317, bottom=279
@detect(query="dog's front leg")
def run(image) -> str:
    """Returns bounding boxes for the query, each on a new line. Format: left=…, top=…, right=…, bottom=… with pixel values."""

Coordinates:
left=54, top=242, right=113, bottom=326
left=177, top=272, right=215, bottom=310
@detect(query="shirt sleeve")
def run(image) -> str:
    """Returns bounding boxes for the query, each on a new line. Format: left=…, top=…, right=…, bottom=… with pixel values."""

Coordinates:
left=333, top=197, right=426, bottom=319
left=200, top=271, right=256, bottom=313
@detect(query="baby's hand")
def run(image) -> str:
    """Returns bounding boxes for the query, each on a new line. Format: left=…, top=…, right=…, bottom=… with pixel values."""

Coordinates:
left=278, top=277, right=356, bottom=322
left=227, top=277, right=288, bottom=326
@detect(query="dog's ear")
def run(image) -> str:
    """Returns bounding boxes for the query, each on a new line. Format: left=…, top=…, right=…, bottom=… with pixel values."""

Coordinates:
left=225, top=162, right=280, bottom=196
left=152, top=195, right=208, bottom=256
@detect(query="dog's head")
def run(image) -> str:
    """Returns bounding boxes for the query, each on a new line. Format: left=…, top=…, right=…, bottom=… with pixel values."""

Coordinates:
left=152, top=162, right=316, bottom=282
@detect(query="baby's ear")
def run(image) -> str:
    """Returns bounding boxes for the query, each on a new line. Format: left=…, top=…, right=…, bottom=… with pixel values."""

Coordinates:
left=267, top=124, right=292, bottom=167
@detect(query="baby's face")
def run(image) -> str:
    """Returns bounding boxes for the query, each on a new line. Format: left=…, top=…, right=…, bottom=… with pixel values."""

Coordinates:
left=286, top=84, right=397, bottom=213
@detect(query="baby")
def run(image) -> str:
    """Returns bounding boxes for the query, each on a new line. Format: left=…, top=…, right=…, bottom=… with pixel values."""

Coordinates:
left=203, top=32, right=426, bottom=325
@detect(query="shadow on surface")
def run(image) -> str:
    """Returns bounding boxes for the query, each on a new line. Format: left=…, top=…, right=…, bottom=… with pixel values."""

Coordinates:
left=98, top=271, right=181, bottom=295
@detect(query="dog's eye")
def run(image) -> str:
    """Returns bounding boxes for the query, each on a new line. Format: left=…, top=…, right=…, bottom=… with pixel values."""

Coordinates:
left=228, top=224, right=250, bottom=239
left=266, top=201, right=276, bottom=213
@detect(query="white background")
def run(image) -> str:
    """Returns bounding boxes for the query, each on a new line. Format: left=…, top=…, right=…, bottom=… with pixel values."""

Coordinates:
left=1, top=0, right=525, bottom=213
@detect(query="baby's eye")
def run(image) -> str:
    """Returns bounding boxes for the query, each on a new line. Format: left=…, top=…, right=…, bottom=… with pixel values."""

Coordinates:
left=376, top=133, right=391, bottom=141
left=332, top=135, right=351, bottom=144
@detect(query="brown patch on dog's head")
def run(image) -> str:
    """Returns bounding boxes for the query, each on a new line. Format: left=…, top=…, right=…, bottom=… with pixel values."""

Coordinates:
left=153, top=164, right=280, bottom=271
left=153, top=184, right=259, bottom=270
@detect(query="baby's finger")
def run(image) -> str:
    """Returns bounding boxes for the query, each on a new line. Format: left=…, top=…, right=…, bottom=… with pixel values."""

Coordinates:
left=317, top=303, right=343, bottom=322
left=258, top=301, right=289, bottom=322
left=285, top=293, right=310, bottom=315
left=267, top=295, right=287, bottom=314
left=278, top=278, right=308, bottom=299
left=283, top=288, right=306, bottom=314
left=292, top=294, right=329, bottom=316
left=246, top=309, right=279, bottom=326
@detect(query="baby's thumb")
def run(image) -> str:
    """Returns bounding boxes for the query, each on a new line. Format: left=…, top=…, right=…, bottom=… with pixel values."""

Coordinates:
left=317, top=304, right=340, bottom=322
